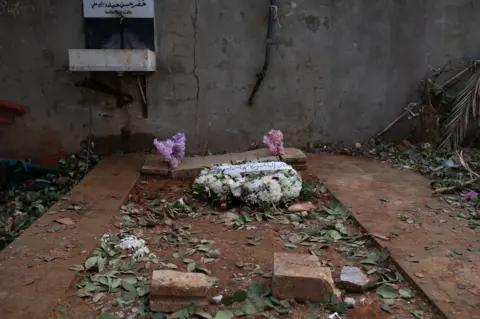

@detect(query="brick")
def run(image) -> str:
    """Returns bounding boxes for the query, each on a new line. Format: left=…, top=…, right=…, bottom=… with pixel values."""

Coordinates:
left=272, top=253, right=340, bottom=302
left=141, top=155, right=169, bottom=176
left=150, top=270, right=208, bottom=297
left=150, top=296, right=208, bottom=313
left=282, top=148, right=308, bottom=164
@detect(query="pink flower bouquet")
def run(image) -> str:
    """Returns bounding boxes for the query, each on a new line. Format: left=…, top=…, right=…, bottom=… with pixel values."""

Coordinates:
left=263, top=129, right=285, bottom=156
left=153, top=133, right=186, bottom=168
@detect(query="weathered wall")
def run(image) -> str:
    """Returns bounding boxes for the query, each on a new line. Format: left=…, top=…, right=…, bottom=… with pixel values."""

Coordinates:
left=1, top=0, right=479, bottom=157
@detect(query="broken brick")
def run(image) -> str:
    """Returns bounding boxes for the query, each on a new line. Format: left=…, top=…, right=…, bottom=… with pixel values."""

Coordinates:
left=272, top=253, right=340, bottom=302
left=150, top=270, right=208, bottom=312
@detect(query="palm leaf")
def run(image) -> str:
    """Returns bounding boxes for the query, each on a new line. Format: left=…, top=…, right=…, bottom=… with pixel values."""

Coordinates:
left=440, top=67, right=480, bottom=149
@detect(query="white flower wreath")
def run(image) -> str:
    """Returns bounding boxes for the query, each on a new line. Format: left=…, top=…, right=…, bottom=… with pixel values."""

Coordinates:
left=192, top=161, right=302, bottom=205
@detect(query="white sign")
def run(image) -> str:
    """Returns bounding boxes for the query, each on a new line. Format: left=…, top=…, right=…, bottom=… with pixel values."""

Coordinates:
left=207, top=161, right=295, bottom=176
left=83, top=0, right=154, bottom=18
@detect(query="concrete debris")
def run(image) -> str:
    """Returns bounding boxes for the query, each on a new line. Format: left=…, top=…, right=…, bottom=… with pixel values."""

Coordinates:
left=288, top=213, right=302, bottom=221
left=340, top=266, right=370, bottom=292
left=272, top=253, right=340, bottom=302
left=150, top=270, right=208, bottom=312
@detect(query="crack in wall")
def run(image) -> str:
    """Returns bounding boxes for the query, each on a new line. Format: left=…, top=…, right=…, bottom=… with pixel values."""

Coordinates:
left=192, top=0, right=200, bottom=146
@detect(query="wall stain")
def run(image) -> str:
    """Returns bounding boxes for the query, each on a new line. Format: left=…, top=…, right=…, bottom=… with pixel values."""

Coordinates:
left=304, top=15, right=320, bottom=33
left=322, top=16, right=330, bottom=30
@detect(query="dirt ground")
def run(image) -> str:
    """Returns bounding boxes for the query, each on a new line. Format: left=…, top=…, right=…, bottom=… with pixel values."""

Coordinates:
left=50, top=174, right=440, bottom=319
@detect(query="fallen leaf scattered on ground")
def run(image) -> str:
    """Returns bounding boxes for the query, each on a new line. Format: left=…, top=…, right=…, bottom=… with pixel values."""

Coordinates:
left=55, top=218, right=75, bottom=226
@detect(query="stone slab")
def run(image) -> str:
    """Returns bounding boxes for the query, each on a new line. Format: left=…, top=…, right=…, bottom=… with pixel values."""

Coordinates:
left=141, top=148, right=307, bottom=179
left=150, top=296, right=208, bottom=313
left=150, top=270, right=208, bottom=297
left=308, top=154, right=480, bottom=319
left=272, top=253, right=340, bottom=302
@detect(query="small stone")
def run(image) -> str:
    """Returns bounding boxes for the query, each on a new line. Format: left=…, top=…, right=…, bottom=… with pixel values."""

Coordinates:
left=54, top=176, right=71, bottom=185
left=354, top=142, right=362, bottom=149
left=288, top=214, right=301, bottom=222
left=272, top=253, right=340, bottom=302
left=384, top=299, right=396, bottom=305
left=300, top=211, right=308, bottom=217
left=288, top=202, right=316, bottom=213
left=344, top=297, right=356, bottom=307
left=211, top=295, right=223, bottom=304
left=207, top=249, right=221, bottom=258
left=340, top=266, right=370, bottom=292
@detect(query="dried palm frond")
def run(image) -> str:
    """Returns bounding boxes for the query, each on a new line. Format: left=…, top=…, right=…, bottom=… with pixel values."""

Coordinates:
left=440, top=66, right=480, bottom=149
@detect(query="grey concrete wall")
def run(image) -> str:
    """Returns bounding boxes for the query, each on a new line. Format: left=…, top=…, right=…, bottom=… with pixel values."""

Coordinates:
left=1, top=0, right=480, bottom=157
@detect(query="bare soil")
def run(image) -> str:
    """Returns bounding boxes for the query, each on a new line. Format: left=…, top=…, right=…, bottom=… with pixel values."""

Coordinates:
left=52, top=174, right=440, bottom=319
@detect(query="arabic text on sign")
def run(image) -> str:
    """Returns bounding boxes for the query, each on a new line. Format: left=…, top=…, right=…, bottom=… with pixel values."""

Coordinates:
left=83, top=0, right=154, bottom=18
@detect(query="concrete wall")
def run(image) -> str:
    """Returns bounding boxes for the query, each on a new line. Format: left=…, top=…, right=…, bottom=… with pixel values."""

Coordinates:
left=1, top=0, right=479, bottom=157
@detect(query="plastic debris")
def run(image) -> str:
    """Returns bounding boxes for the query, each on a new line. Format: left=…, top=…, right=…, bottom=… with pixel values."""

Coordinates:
left=328, top=313, right=342, bottom=319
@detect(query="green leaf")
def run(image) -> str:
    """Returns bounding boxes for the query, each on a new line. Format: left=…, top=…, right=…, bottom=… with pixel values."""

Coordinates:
left=242, top=299, right=257, bottom=315
left=361, top=252, right=379, bottom=265
left=123, top=277, right=138, bottom=285
left=452, top=248, right=463, bottom=255
left=327, top=230, right=342, bottom=242
left=109, top=278, right=121, bottom=290
left=98, top=313, right=118, bottom=319
left=93, top=292, right=105, bottom=303
left=176, top=308, right=190, bottom=319
left=151, top=313, right=166, bottom=319
left=247, top=282, right=262, bottom=298
left=195, top=267, right=211, bottom=275
left=232, top=290, right=247, bottom=302
left=214, top=310, right=234, bottom=319
left=335, top=223, right=348, bottom=235
left=183, top=258, right=195, bottom=264
left=284, top=243, right=297, bottom=249
left=187, top=262, right=196, bottom=272
left=411, top=311, right=424, bottom=318
left=306, top=315, right=317, bottom=319
left=121, top=280, right=136, bottom=292
left=97, top=257, right=105, bottom=272
left=85, top=256, right=99, bottom=270
left=381, top=303, right=391, bottom=313
left=399, top=289, right=415, bottom=299
left=376, top=285, right=399, bottom=299
left=137, top=286, right=149, bottom=297
left=194, top=311, right=213, bottom=319
left=69, top=264, right=84, bottom=272
left=330, top=294, right=339, bottom=305
left=204, top=258, right=216, bottom=264
left=123, top=289, right=137, bottom=301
